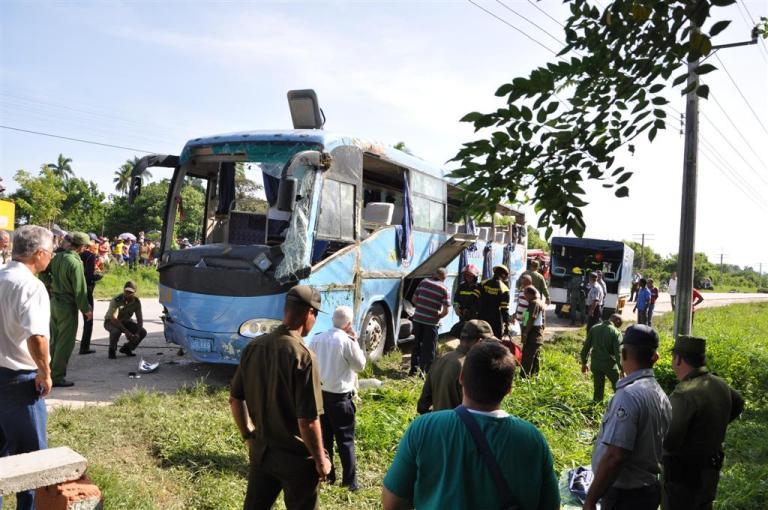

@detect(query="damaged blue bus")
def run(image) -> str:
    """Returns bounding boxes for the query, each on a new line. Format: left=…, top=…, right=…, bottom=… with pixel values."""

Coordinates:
left=128, top=91, right=527, bottom=364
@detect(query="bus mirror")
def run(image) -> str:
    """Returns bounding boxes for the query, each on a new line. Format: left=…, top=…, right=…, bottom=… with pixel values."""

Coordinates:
left=128, top=176, right=142, bottom=204
left=277, top=177, right=298, bottom=212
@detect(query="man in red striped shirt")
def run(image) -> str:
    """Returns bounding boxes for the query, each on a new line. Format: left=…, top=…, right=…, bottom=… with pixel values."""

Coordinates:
left=409, top=268, right=451, bottom=376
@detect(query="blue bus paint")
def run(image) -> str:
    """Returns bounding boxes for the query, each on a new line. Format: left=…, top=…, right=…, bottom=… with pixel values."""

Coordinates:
left=151, top=130, right=526, bottom=364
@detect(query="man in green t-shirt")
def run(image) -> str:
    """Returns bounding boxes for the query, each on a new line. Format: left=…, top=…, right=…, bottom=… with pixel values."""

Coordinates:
left=522, top=260, right=550, bottom=304
left=580, top=314, right=623, bottom=402
left=383, top=341, right=560, bottom=510
left=103, top=281, right=146, bottom=359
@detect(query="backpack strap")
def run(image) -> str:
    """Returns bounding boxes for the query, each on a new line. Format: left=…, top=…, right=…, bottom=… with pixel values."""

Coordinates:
left=454, top=405, right=519, bottom=510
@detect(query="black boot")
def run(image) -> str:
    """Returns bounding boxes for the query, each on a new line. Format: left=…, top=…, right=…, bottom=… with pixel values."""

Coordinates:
left=108, top=349, right=117, bottom=359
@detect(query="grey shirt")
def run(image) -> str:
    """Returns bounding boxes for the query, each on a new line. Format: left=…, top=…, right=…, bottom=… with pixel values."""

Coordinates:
left=591, top=368, right=672, bottom=489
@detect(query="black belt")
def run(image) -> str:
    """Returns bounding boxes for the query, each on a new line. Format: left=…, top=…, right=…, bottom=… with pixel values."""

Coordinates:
left=322, top=391, right=353, bottom=401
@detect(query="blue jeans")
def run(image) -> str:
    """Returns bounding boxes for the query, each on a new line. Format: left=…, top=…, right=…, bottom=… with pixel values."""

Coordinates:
left=411, top=322, right=439, bottom=372
left=0, top=367, right=48, bottom=510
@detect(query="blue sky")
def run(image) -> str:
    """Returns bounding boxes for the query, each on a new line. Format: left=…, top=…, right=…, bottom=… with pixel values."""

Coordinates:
left=2, top=0, right=767, bottom=268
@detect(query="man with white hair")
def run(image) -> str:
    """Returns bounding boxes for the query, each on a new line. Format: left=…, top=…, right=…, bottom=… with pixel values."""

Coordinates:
left=309, top=305, right=366, bottom=491
left=0, top=225, right=54, bottom=510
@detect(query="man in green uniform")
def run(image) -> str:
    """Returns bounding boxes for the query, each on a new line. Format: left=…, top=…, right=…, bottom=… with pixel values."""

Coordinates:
left=580, top=314, right=623, bottom=401
left=417, top=319, right=494, bottom=414
left=568, top=267, right=586, bottom=326
left=104, top=281, right=146, bottom=359
left=229, top=285, right=331, bottom=510
left=48, top=232, right=92, bottom=387
left=477, top=265, right=511, bottom=339
left=662, top=336, right=745, bottom=510
left=523, top=260, right=550, bottom=305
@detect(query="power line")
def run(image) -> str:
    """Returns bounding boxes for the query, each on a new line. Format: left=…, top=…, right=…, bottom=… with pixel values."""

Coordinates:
left=0, top=125, right=156, bottom=154
left=526, top=0, right=564, bottom=28
left=699, top=135, right=764, bottom=203
left=713, top=53, right=768, bottom=137
left=467, top=0, right=558, bottom=55
left=699, top=140, right=768, bottom=211
left=739, top=0, right=768, bottom=58
left=495, top=0, right=564, bottom=47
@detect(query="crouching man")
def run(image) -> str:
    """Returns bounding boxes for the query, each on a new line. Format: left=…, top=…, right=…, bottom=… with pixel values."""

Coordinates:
left=104, top=281, right=146, bottom=359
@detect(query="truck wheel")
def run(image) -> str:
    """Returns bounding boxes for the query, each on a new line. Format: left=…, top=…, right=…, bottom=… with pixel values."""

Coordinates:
left=361, top=303, right=388, bottom=361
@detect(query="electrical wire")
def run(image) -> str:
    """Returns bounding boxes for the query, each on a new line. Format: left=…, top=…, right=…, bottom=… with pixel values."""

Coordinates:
left=707, top=90, right=768, bottom=173
left=739, top=0, right=768, bottom=58
left=466, top=0, right=559, bottom=55
left=699, top=136, right=767, bottom=208
left=495, top=0, right=565, bottom=47
left=699, top=145, right=768, bottom=212
left=526, top=0, right=565, bottom=28
left=0, top=125, right=156, bottom=154
left=713, top=54, right=768, bottom=137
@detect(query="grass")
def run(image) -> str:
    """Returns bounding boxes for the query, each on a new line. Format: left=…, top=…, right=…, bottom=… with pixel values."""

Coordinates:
left=3, top=304, right=766, bottom=509
left=94, top=264, right=159, bottom=300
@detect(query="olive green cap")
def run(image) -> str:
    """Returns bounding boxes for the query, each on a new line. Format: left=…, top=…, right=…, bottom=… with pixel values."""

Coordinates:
left=672, top=335, right=706, bottom=355
left=460, top=320, right=494, bottom=341
left=68, top=231, right=91, bottom=247
left=124, top=281, right=137, bottom=293
left=286, top=285, right=323, bottom=312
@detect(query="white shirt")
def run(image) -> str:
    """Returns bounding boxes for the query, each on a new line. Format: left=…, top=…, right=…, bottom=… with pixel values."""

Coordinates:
left=588, top=283, right=605, bottom=307
left=0, top=261, right=51, bottom=370
left=668, top=278, right=677, bottom=296
left=309, top=327, right=366, bottom=394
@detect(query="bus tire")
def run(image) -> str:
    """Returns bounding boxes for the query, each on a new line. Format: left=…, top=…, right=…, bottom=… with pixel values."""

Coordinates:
left=361, top=303, right=388, bottom=361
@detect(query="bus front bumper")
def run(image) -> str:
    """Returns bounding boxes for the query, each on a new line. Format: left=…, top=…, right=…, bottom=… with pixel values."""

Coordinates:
left=162, top=318, right=250, bottom=365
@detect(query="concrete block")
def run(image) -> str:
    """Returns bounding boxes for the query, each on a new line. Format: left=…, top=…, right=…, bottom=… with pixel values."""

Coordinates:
left=36, top=474, right=102, bottom=510
left=0, top=447, right=86, bottom=496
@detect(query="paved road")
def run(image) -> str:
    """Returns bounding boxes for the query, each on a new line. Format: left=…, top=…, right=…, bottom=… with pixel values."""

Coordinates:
left=47, top=292, right=768, bottom=409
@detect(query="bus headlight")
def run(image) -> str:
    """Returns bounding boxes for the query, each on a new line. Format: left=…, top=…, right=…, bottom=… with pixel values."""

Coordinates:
left=238, top=319, right=282, bottom=338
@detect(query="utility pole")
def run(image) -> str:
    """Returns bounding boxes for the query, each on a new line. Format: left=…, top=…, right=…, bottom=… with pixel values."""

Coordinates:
left=633, top=233, right=654, bottom=271
left=673, top=22, right=758, bottom=339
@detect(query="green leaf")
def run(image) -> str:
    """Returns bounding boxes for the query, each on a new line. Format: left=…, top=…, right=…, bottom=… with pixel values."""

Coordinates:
left=648, top=127, right=658, bottom=142
left=696, top=84, right=710, bottom=99
left=546, top=101, right=559, bottom=114
left=694, top=63, right=717, bottom=75
left=495, top=83, right=514, bottom=97
left=521, top=106, right=533, bottom=121
left=615, top=186, right=629, bottom=197
left=649, top=84, right=664, bottom=94
left=710, top=0, right=735, bottom=6
left=680, top=81, right=697, bottom=95
left=651, top=97, right=669, bottom=105
left=709, top=20, right=732, bottom=37
left=537, top=109, right=547, bottom=123
left=672, top=72, right=689, bottom=87
left=616, top=172, right=633, bottom=184
left=460, top=112, right=483, bottom=123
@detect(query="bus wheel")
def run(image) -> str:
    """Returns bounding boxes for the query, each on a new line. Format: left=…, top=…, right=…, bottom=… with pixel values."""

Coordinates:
left=361, top=304, right=388, bottom=360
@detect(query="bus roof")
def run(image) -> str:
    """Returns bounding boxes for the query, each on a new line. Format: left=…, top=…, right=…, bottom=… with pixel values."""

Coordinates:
left=551, top=237, right=630, bottom=252
left=182, top=129, right=447, bottom=180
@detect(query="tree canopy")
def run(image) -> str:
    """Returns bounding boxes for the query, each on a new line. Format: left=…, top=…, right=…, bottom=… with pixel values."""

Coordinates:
left=452, top=0, right=746, bottom=238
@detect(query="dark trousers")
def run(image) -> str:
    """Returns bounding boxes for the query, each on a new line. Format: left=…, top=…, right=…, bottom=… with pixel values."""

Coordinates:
left=601, top=484, right=661, bottom=510
left=638, top=308, right=649, bottom=325
left=411, top=321, right=439, bottom=372
left=629, top=285, right=637, bottom=302
left=0, top=368, right=48, bottom=510
left=521, top=326, right=543, bottom=377
left=320, top=391, right=357, bottom=488
left=244, top=446, right=319, bottom=510
left=586, top=306, right=602, bottom=332
left=592, top=368, right=620, bottom=402
left=79, top=285, right=95, bottom=352
left=104, top=320, right=147, bottom=351
left=647, top=304, right=656, bottom=326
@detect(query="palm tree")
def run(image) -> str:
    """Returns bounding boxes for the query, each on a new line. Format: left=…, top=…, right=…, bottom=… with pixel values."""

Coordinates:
left=113, top=156, right=152, bottom=194
left=46, top=153, right=74, bottom=180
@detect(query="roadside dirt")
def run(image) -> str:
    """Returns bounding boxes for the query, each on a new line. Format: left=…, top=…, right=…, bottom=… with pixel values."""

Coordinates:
left=47, top=292, right=768, bottom=409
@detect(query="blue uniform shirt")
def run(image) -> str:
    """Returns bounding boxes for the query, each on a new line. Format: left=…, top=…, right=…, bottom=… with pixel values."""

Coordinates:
left=591, top=368, right=672, bottom=489
left=635, top=288, right=652, bottom=310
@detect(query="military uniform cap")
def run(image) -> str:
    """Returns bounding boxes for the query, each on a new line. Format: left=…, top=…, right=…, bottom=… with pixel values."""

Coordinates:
left=460, top=319, right=494, bottom=340
left=68, top=231, right=91, bottom=246
left=671, top=335, right=706, bottom=355
left=621, top=324, right=659, bottom=349
left=124, top=281, right=137, bottom=293
left=286, top=285, right=323, bottom=312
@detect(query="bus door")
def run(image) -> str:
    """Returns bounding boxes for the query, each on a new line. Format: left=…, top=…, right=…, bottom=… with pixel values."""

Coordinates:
left=127, top=154, right=180, bottom=253
left=399, top=234, right=476, bottom=337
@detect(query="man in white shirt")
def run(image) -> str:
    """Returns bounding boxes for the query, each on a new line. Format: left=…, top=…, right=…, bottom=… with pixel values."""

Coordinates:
left=0, top=225, right=54, bottom=510
left=668, top=272, right=678, bottom=311
left=309, top=305, right=366, bottom=491
left=587, top=272, right=606, bottom=332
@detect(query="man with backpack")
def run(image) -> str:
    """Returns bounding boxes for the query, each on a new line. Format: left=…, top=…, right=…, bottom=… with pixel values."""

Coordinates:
left=383, top=341, right=560, bottom=510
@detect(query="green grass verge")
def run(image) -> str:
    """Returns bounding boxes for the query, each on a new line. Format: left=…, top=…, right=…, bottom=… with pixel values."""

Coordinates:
left=94, top=265, right=159, bottom=300
left=4, top=304, right=765, bottom=509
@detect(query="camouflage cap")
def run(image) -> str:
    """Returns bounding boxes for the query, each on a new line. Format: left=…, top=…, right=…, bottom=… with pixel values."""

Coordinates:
left=460, top=319, right=494, bottom=341
left=671, top=335, right=706, bottom=355
left=67, top=231, right=91, bottom=247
